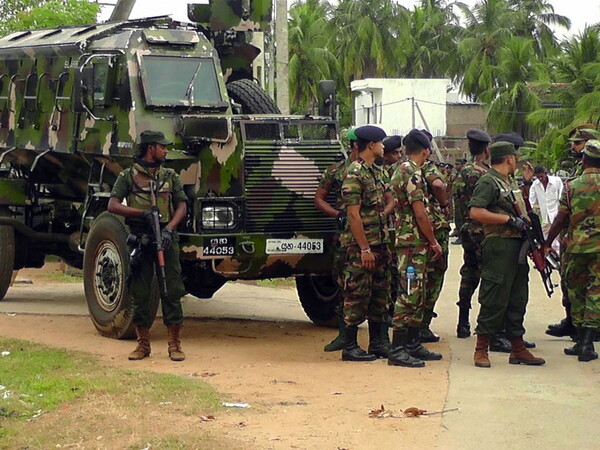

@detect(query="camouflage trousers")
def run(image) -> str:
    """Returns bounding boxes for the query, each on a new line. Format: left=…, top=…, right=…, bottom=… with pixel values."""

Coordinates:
left=393, top=244, right=428, bottom=330
left=424, top=229, right=450, bottom=325
left=129, top=232, right=186, bottom=328
left=559, top=244, right=571, bottom=308
left=564, top=252, right=600, bottom=330
left=453, top=196, right=465, bottom=233
left=332, top=239, right=346, bottom=315
left=475, top=238, right=529, bottom=337
left=457, top=225, right=484, bottom=309
left=342, top=244, right=391, bottom=326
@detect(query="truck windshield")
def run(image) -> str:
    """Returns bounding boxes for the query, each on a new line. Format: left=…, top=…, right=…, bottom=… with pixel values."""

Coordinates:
left=141, top=55, right=222, bottom=107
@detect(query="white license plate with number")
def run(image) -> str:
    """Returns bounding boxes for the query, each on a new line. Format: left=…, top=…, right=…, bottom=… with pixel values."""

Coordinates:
left=265, top=238, right=323, bottom=254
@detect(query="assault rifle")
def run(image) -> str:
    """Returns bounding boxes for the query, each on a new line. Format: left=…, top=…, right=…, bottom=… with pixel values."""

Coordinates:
left=509, top=193, right=560, bottom=297
left=148, top=180, right=169, bottom=301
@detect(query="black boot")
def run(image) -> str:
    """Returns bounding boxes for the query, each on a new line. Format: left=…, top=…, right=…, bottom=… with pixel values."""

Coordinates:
left=489, top=333, right=511, bottom=353
left=367, top=321, right=389, bottom=358
left=578, top=328, right=598, bottom=362
left=456, top=307, right=471, bottom=339
left=420, top=310, right=440, bottom=343
left=546, top=304, right=576, bottom=338
left=564, top=328, right=582, bottom=356
left=406, top=327, right=442, bottom=360
left=324, top=311, right=345, bottom=352
left=387, top=329, right=425, bottom=367
left=523, top=338, right=536, bottom=349
left=341, top=325, right=377, bottom=362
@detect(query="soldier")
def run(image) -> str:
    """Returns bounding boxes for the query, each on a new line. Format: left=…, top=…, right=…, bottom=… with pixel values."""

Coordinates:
left=451, top=158, right=467, bottom=244
left=387, top=129, right=443, bottom=368
left=108, top=130, right=188, bottom=361
left=455, top=129, right=491, bottom=339
left=469, top=141, right=545, bottom=368
left=546, top=127, right=599, bottom=339
left=314, top=128, right=359, bottom=352
left=339, top=125, right=394, bottom=361
left=544, top=140, right=600, bottom=361
left=421, top=156, right=451, bottom=343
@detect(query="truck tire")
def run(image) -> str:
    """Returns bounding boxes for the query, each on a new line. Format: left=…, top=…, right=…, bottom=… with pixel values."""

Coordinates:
left=84, top=213, right=159, bottom=339
left=226, top=79, right=281, bottom=114
left=296, top=274, right=339, bottom=328
left=0, top=209, right=15, bottom=301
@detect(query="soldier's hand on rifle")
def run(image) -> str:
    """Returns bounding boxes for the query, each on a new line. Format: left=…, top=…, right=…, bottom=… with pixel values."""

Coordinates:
left=141, top=209, right=155, bottom=228
left=336, top=210, right=347, bottom=229
left=160, top=228, right=173, bottom=251
left=507, top=216, right=528, bottom=232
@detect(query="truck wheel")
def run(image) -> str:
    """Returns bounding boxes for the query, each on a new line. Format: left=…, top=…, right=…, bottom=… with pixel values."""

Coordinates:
left=83, top=213, right=159, bottom=339
left=296, top=274, right=339, bottom=328
left=0, top=209, right=15, bottom=301
left=226, top=79, right=281, bottom=114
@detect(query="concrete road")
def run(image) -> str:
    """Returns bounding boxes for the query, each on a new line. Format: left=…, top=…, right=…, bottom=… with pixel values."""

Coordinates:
left=1, top=245, right=598, bottom=449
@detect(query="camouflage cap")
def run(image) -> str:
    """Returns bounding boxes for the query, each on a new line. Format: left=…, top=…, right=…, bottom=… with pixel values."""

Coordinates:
left=583, top=140, right=600, bottom=158
left=568, top=123, right=596, bottom=138
left=568, top=129, right=598, bottom=142
left=345, top=127, right=358, bottom=141
left=139, top=130, right=172, bottom=146
left=490, top=141, right=517, bottom=159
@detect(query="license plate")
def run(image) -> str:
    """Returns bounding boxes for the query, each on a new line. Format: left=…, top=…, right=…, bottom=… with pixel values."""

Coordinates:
left=265, top=238, right=323, bottom=254
left=202, top=236, right=236, bottom=258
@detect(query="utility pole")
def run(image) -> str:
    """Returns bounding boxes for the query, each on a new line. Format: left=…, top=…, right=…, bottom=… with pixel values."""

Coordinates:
left=275, top=0, right=289, bottom=114
left=411, top=97, right=415, bottom=129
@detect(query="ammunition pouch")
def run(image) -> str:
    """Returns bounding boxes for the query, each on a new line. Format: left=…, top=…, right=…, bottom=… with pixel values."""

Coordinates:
left=127, top=233, right=151, bottom=272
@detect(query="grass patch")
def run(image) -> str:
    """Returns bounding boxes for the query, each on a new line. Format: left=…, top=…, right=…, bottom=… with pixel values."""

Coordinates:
left=236, top=277, right=296, bottom=289
left=0, top=338, right=232, bottom=449
left=44, top=272, right=83, bottom=283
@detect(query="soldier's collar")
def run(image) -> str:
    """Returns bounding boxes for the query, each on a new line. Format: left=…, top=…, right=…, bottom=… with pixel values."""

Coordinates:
left=134, top=157, right=163, bottom=169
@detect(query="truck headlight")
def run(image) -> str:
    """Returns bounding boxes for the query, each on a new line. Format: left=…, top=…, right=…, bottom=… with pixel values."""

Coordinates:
left=201, top=205, right=236, bottom=230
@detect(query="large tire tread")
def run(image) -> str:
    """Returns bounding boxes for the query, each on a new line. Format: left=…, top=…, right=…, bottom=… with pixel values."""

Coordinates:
left=226, top=79, right=281, bottom=114
left=296, top=274, right=339, bottom=328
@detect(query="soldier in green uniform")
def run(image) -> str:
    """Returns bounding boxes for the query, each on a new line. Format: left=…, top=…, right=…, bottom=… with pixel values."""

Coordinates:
left=544, top=140, right=600, bottom=361
left=455, top=129, right=491, bottom=339
left=388, top=129, right=443, bottom=368
left=421, top=157, right=451, bottom=343
left=546, top=127, right=599, bottom=339
left=108, top=131, right=188, bottom=361
left=314, top=128, right=359, bottom=352
left=469, top=141, right=545, bottom=368
left=451, top=158, right=467, bottom=244
left=339, top=125, right=394, bottom=361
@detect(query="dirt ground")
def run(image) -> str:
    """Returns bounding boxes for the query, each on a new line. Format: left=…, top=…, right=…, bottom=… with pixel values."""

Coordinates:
left=0, top=265, right=450, bottom=450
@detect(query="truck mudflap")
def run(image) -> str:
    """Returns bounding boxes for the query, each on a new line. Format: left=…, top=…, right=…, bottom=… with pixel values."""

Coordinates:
left=179, top=231, right=335, bottom=279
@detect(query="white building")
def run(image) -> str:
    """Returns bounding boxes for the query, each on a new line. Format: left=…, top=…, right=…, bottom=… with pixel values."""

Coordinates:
left=351, top=78, right=451, bottom=137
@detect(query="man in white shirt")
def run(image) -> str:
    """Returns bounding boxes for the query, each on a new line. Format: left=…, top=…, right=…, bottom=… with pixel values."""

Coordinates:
left=529, top=166, right=563, bottom=248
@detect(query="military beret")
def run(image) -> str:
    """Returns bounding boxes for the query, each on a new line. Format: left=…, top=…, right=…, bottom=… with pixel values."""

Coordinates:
left=493, top=132, right=524, bottom=147
left=345, top=127, right=358, bottom=141
left=404, top=128, right=431, bottom=149
left=568, top=128, right=598, bottom=142
left=568, top=123, right=596, bottom=138
left=583, top=139, right=600, bottom=158
left=490, top=141, right=517, bottom=159
left=139, top=130, right=172, bottom=146
left=383, top=135, right=403, bottom=154
left=420, top=129, right=433, bottom=142
left=354, top=125, right=386, bottom=142
left=466, top=129, right=491, bottom=143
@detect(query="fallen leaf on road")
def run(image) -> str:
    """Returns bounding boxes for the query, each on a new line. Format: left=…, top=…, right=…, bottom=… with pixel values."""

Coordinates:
left=404, top=407, right=426, bottom=417
left=199, top=415, right=216, bottom=422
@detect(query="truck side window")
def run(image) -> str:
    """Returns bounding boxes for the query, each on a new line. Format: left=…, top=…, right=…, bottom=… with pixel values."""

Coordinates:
left=93, top=61, right=109, bottom=106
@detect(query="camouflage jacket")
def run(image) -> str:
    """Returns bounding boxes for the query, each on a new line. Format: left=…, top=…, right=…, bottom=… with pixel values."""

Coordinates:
left=340, top=158, right=390, bottom=246
left=458, top=159, right=490, bottom=232
left=390, top=158, right=428, bottom=247
left=318, top=158, right=353, bottom=211
left=469, top=168, right=527, bottom=239
left=423, top=160, right=451, bottom=231
left=111, top=162, right=187, bottom=225
left=559, top=167, right=600, bottom=254
left=382, top=161, right=400, bottom=228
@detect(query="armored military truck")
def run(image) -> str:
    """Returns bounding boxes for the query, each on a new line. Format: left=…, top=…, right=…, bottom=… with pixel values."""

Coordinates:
left=0, top=1, right=343, bottom=338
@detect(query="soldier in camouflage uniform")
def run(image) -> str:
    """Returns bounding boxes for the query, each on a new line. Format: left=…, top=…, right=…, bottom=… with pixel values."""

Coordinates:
left=314, top=128, right=359, bottom=352
left=469, top=141, right=545, bottom=368
left=451, top=159, right=466, bottom=244
left=421, top=158, right=451, bottom=343
left=455, top=129, right=491, bottom=339
left=108, top=131, right=188, bottom=361
left=387, top=129, right=443, bottom=368
left=546, top=127, right=599, bottom=339
left=339, top=125, right=394, bottom=361
left=544, top=140, right=600, bottom=361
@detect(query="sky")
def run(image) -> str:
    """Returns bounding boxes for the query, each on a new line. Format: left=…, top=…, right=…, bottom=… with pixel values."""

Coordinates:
left=99, top=0, right=600, bottom=38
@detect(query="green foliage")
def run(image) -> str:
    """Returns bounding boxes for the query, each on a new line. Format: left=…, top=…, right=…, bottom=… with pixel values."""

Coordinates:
left=0, top=0, right=100, bottom=37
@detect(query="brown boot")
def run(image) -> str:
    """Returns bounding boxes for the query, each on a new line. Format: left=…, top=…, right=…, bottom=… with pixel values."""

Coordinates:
left=474, top=334, right=491, bottom=368
left=508, top=336, right=545, bottom=366
left=128, top=326, right=151, bottom=360
left=167, top=324, right=186, bottom=361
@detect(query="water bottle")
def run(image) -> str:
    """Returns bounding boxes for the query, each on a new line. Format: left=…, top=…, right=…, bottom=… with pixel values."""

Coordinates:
left=406, top=266, right=416, bottom=295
